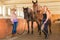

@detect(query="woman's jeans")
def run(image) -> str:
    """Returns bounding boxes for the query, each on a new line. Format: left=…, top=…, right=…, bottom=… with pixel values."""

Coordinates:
left=42, top=19, right=49, bottom=37
left=12, top=22, right=18, bottom=34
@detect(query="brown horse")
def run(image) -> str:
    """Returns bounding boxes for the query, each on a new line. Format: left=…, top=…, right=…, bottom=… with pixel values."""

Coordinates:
left=23, top=7, right=34, bottom=34
left=32, top=0, right=43, bottom=35
left=32, top=0, right=52, bottom=35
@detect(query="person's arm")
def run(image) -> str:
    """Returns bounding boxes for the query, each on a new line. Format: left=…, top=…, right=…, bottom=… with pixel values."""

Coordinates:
left=10, top=14, right=14, bottom=24
left=48, top=10, right=51, bottom=19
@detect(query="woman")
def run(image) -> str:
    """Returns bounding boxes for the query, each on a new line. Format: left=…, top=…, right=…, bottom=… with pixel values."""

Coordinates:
left=41, top=6, right=51, bottom=39
left=10, top=8, right=18, bottom=37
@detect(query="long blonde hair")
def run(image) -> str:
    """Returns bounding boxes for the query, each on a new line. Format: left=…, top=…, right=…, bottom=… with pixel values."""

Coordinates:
left=43, top=5, right=51, bottom=19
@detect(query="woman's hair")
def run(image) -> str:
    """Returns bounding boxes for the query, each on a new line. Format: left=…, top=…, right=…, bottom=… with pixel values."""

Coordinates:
left=43, top=5, right=48, bottom=10
left=11, top=8, right=16, bottom=11
left=43, top=5, right=51, bottom=14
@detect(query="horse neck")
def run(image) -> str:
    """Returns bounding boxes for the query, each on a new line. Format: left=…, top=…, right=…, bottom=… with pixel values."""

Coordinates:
left=33, top=5, right=39, bottom=13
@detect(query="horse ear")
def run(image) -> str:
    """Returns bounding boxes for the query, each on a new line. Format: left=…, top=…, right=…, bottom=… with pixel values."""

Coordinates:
left=32, top=1, right=34, bottom=3
left=23, top=7, right=24, bottom=9
left=36, top=0, right=38, bottom=3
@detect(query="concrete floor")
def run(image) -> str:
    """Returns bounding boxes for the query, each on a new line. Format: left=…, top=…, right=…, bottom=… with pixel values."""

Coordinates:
left=0, top=22, right=60, bottom=40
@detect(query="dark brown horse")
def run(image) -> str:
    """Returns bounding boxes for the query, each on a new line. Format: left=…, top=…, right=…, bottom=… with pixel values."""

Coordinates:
left=23, top=7, right=34, bottom=34
left=32, top=0, right=52, bottom=34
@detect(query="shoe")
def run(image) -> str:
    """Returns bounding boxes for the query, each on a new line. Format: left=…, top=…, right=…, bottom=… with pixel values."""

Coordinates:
left=45, top=35, right=48, bottom=39
left=11, top=34, right=17, bottom=37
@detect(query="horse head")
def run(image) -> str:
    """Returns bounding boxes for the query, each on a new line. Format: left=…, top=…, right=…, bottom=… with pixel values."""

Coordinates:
left=23, top=7, right=34, bottom=21
left=23, top=7, right=28, bottom=13
left=32, top=0, right=38, bottom=13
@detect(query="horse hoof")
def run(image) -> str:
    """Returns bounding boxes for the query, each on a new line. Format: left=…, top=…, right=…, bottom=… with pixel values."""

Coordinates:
left=31, top=32, right=33, bottom=34
left=27, top=31, right=30, bottom=34
left=39, top=33, right=41, bottom=35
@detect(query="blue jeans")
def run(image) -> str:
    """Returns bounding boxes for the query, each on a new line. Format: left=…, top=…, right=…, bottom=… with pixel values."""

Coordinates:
left=12, top=22, right=18, bottom=34
left=42, top=19, right=49, bottom=37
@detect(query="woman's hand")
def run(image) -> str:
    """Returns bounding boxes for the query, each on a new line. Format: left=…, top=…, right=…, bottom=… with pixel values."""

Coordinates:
left=41, top=24, right=44, bottom=30
left=44, top=21, right=47, bottom=24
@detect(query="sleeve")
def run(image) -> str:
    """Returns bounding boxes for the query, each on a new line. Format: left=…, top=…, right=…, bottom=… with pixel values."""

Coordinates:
left=10, top=14, right=14, bottom=24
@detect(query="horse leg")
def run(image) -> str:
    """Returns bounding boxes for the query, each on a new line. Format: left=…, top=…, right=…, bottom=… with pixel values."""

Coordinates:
left=38, top=24, right=40, bottom=32
left=27, top=20, right=30, bottom=34
left=49, top=23, right=52, bottom=34
left=48, top=20, right=52, bottom=34
left=31, top=20, right=33, bottom=34
left=36, top=20, right=41, bottom=35
left=39, top=22, right=41, bottom=35
left=36, top=21, right=40, bottom=32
